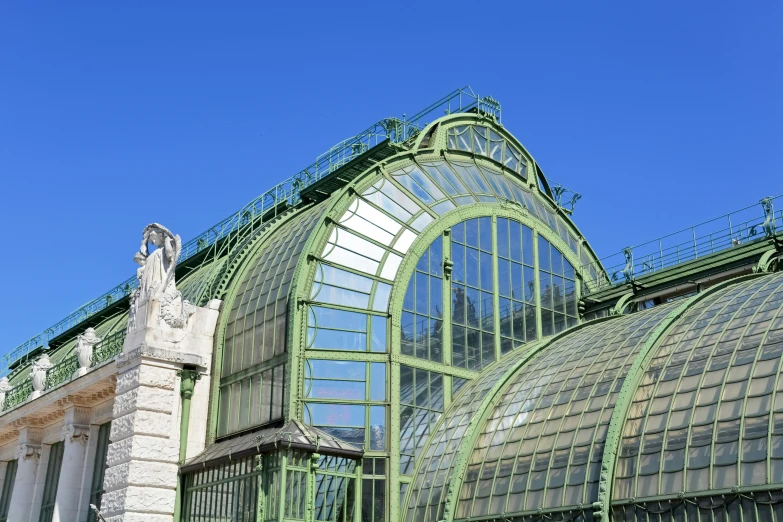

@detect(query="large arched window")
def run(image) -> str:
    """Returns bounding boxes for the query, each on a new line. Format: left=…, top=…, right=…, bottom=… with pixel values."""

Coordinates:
left=400, top=217, right=578, bottom=370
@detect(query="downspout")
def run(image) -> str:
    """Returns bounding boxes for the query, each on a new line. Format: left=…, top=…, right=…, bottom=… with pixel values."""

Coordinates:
left=173, top=368, right=199, bottom=522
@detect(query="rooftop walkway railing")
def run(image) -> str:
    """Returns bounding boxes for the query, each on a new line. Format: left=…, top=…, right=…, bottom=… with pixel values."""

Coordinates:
left=3, top=86, right=501, bottom=375
left=581, top=196, right=782, bottom=292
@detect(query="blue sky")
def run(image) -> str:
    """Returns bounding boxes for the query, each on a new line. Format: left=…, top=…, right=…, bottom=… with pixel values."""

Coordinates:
left=0, top=2, right=780, bottom=356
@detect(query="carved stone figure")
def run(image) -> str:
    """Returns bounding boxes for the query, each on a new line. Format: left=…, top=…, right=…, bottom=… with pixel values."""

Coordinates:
left=128, top=223, right=195, bottom=330
left=29, top=354, right=53, bottom=400
left=74, top=328, right=102, bottom=378
left=0, top=377, right=11, bottom=410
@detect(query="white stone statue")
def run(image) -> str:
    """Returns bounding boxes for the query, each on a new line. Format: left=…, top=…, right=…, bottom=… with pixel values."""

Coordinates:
left=29, top=354, right=53, bottom=400
left=74, top=328, right=102, bottom=378
left=129, top=223, right=195, bottom=330
left=0, top=377, right=12, bottom=410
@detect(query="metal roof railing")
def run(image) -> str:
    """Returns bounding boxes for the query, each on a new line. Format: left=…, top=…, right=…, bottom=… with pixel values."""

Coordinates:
left=3, top=86, right=500, bottom=375
left=582, top=195, right=782, bottom=293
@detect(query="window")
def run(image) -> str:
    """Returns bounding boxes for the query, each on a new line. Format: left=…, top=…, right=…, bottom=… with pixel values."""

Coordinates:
left=315, top=455, right=358, bottom=522
left=87, top=423, right=111, bottom=522
left=538, top=235, right=579, bottom=336
left=0, top=460, right=17, bottom=522
left=496, top=218, right=538, bottom=355
left=219, top=203, right=326, bottom=438
left=39, top=441, right=64, bottom=522
left=362, top=458, right=387, bottom=522
left=182, top=455, right=261, bottom=521
left=400, top=366, right=444, bottom=475
left=451, top=218, right=496, bottom=370
left=402, top=237, right=444, bottom=362
left=307, top=306, right=387, bottom=352
left=304, top=359, right=387, bottom=451
left=217, top=363, right=286, bottom=437
left=304, top=402, right=386, bottom=451
left=446, top=125, right=527, bottom=179
left=401, top=217, right=577, bottom=370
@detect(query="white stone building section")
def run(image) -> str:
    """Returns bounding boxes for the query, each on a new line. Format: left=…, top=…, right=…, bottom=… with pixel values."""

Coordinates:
left=0, top=224, right=220, bottom=522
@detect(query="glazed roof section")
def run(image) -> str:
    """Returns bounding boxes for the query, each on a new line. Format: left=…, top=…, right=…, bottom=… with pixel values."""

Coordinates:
left=181, top=419, right=363, bottom=473
left=405, top=270, right=783, bottom=521
left=2, top=87, right=513, bottom=375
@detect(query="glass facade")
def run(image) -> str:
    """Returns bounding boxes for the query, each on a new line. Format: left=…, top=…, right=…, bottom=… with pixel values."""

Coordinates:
left=218, top=203, right=327, bottom=437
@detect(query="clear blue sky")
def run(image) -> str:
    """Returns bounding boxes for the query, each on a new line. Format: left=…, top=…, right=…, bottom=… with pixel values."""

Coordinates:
left=1, top=2, right=780, bottom=355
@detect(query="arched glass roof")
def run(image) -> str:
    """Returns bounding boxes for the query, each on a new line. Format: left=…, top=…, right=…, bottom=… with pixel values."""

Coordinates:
left=405, top=272, right=783, bottom=521
left=614, top=273, right=783, bottom=504
left=405, top=302, right=680, bottom=522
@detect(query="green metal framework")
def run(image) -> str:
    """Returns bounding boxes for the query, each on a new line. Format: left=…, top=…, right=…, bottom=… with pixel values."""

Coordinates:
left=0, top=460, right=17, bottom=522
left=176, top=105, right=601, bottom=522
left=39, top=441, right=64, bottom=522
left=183, top=454, right=262, bottom=521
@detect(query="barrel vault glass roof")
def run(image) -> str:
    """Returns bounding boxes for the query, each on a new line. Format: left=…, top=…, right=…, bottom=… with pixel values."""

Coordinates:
left=404, top=271, right=783, bottom=521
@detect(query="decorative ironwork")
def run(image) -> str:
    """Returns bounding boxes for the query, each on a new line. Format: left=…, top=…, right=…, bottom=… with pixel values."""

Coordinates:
left=3, top=86, right=495, bottom=375
left=44, top=354, right=78, bottom=390
left=2, top=380, right=32, bottom=411
left=550, top=181, right=582, bottom=214
left=90, top=330, right=126, bottom=367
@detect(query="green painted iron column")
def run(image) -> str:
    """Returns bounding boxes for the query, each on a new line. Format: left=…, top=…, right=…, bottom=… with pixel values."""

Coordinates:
left=173, top=368, right=199, bottom=522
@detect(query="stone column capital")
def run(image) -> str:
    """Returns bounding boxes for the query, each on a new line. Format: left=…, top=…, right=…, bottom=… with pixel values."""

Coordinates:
left=16, top=442, right=42, bottom=461
left=62, top=423, right=91, bottom=445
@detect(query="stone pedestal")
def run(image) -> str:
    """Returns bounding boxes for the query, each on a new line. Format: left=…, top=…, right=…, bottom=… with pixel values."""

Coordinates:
left=100, top=297, right=220, bottom=522
left=52, top=407, right=92, bottom=522
left=7, top=427, right=42, bottom=522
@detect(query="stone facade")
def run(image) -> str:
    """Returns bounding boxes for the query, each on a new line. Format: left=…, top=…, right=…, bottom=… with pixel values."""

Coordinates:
left=100, top=298, right=220, bottom=522
left=0, top=224, right=221, bottom=522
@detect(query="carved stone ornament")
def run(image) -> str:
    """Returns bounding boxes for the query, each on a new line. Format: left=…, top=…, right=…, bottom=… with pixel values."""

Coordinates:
left=16, top=443, right=41, bottom=461
left=74, top=327, right=102, bottom=377
left=0, top=377, right=11, bottom=411
left=29, top=354, right=53, bottom=399
left=128, top=223, right=195, bottom=330
left=62, top=424, right=90, bottom=445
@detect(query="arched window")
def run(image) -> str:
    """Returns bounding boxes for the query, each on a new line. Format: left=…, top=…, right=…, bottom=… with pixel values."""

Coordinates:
left=400, top=217, right=578, bottom=369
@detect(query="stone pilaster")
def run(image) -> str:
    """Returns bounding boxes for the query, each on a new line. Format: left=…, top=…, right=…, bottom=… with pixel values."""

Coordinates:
left=52, top=406, right=92, bottom=522
left=100, top=298, right=220, bottom=522
left=7, top=426, right=43, bottom=522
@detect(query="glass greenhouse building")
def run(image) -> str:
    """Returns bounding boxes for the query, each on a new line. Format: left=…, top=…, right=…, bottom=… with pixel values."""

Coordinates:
left=1, top=88, right=782, bottom=522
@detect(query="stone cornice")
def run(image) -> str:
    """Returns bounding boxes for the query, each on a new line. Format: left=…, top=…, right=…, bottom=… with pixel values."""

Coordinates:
left=0, top=364, right=117, bottom=442
left=116, top=344, right=207, bottom=369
